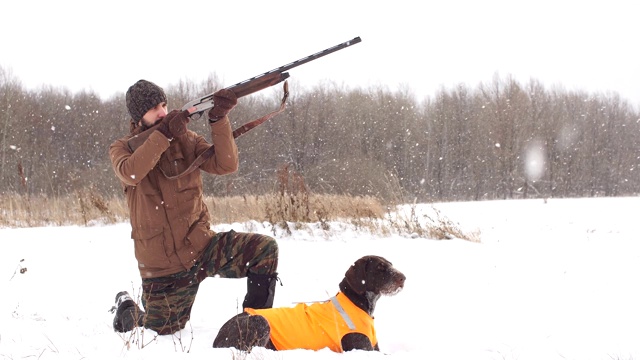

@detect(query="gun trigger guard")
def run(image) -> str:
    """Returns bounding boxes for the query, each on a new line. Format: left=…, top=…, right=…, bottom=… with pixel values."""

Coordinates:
left=189, top=111, right=204, bottom=120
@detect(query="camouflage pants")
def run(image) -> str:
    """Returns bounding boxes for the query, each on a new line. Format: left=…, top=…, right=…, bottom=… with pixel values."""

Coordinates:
left=140, top=230, right=278, bottom=335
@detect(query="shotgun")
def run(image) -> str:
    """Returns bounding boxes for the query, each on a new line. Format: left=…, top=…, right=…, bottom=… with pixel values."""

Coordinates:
left=127, top=36, right=362, bottom=152
left=182, top=36, right=362, bottom=119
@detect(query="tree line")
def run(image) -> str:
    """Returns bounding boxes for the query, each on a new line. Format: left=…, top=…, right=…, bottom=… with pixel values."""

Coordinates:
left=1, top=66, right=639, bottom=203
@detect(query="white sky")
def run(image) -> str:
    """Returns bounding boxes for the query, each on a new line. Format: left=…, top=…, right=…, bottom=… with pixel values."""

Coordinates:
left=2, top=0, right=639, bottom=108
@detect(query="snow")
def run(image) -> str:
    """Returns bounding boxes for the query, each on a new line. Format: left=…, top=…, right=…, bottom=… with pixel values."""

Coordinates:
left=1, top=197, right=639, bottom=359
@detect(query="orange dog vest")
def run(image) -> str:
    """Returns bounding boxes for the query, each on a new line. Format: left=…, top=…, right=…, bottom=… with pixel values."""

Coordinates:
left=245, top=291, right=377, bottom=352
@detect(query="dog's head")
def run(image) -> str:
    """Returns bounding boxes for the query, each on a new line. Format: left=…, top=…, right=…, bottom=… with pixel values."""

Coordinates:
left=343, top=255, right=406, bottom=297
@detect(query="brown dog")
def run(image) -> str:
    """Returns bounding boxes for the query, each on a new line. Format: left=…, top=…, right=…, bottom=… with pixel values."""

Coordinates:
left=213, top=255, right=406, bottom=352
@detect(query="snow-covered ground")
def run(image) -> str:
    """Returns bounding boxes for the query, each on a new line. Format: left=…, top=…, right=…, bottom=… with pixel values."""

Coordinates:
left=1, top=197, right=639, bottom=360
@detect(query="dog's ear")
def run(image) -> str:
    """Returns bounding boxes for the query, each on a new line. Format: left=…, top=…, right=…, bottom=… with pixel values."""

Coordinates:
left=344, top=258, right=368, bottom=295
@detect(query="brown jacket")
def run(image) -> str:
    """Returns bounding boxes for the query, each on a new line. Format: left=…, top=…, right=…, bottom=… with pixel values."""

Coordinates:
left=109, top=117, right=238, bottom=278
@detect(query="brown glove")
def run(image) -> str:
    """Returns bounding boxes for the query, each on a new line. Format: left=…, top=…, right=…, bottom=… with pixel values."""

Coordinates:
left=156, top=109, right=190, bottom=139
left=208, top=89, right=238, bottom=123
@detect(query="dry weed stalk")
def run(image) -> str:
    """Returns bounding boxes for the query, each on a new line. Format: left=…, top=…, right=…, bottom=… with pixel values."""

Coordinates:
left=264, top=164, right=312, bottom=234
left=77, top=187, right=117, bottom=226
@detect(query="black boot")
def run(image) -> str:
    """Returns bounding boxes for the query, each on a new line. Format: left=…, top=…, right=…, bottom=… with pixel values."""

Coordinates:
left=242, top=272, right=279, bottom=310
left=112, top=291, right=145, bottom=332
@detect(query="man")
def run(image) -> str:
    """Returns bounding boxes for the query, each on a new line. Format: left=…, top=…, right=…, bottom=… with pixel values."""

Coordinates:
left=109, top=80, right=279, bottom=335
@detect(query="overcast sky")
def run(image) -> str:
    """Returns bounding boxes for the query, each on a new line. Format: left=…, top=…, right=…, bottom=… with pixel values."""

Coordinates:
left=2, top=0, right=638, bottom=108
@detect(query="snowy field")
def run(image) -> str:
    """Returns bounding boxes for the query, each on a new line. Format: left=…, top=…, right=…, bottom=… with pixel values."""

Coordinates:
left=1, top=197, right=639, bottom=360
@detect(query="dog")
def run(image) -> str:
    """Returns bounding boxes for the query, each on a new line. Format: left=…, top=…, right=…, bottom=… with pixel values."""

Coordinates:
left=213, top=255, right=406, bottom=352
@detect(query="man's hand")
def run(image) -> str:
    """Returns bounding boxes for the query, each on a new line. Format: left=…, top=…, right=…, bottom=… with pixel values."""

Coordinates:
left=156, top=109, right=190, bottom=139
left=208, top=89, right=238, bottom=123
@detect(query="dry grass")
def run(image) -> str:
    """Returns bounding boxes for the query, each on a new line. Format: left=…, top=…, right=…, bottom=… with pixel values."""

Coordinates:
left=0, top=165, right=479, bottom=242
left=391, top=203, right=482, bottom=243
left=0, top=192, right=384, bottom=228
left=0, top=191, right=478, bottom=242
left=205, top=193, right=384, bottom=224
left=0, top=192, right=128, bottom=227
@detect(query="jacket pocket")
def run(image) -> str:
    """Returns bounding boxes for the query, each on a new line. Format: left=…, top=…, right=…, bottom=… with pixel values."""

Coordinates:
left=132, top=227, right=170, bottom=271
left=159, top=147, right=185, bottom=177
left=185, top=218, right=214, bottom=251
left=159, top=145, right=199, bottom=191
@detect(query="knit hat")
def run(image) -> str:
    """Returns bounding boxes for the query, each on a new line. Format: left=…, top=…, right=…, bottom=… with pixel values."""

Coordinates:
left=125, top=80, right=167, bottom=122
